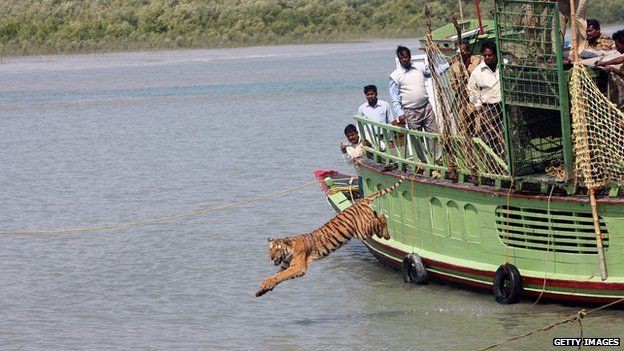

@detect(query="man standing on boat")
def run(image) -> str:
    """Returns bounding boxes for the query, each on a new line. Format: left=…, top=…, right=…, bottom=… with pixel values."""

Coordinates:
left=468, top=42, right=501, bottom=114
left=467, top=41, right=505, bottom=157
left=586, top=19, right=615, bottom=52
left=389, top=45, right=444, bottom=161
left=357, top=84, right=396, bottom=147
left=596, top=30, right=624, bottom=111
left=357, top=85, right=393, bottom=124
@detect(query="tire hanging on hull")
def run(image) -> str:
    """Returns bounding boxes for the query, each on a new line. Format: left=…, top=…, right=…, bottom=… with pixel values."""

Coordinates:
left=402, top=253, right=429, bottom=285
left=493, top=263, right=523, bottom=304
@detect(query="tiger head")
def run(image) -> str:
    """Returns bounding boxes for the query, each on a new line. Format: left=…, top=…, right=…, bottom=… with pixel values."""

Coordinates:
left=268, top=237, right=293, bottom=267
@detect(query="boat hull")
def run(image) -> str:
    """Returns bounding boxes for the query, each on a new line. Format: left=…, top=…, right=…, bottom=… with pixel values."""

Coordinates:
left=316, top=166, right=624, bottom=304
left=364, top=237, right=624, bottom=304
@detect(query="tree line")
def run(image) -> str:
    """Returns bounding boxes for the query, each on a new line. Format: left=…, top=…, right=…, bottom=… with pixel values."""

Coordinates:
left=0, top=0, right=621, bottom=56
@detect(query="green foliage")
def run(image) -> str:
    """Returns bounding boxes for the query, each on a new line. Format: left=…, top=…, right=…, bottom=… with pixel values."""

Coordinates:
left=0, top=0, right=621, bottom=56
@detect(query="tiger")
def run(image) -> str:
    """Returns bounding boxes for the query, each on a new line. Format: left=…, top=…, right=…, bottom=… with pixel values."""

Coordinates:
left=255, top=178, right=403, bottom=297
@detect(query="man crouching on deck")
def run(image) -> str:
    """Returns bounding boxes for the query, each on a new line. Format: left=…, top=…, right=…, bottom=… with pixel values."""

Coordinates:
left=340, top=124, right=370, bottom=197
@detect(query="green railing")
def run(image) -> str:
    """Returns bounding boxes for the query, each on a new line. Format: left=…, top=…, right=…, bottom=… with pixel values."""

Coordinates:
left=354, top=116, right=510, bottom=181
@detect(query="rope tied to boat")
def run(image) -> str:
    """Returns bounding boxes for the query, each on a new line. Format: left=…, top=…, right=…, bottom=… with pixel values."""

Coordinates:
left=568, top=310, right=587, bottom=323
left=479, top=311, right=585, bottom=350
left=479, top=299, right=624, bottom=351
left=503, top=179, right=515, bottom=265
left=0, top=178, right=354, bottom=236
left=409, top=163, right=424, bottom=254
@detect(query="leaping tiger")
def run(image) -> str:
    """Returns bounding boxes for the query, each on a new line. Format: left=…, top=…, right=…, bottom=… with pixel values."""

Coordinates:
left=255, top=178, right=403, bottom=297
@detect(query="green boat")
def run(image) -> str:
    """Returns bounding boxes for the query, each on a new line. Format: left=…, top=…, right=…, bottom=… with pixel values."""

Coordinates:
left=316, top=0, right=624, bottom=305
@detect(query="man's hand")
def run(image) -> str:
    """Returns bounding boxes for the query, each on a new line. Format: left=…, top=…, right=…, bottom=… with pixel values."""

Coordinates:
left=474, top=105, right=483, bottom=114
left=362, top=139, right=372, bottom=147
left=340, top=142, right=347, bottom=154
left=398, top=114, right=406, bottom=123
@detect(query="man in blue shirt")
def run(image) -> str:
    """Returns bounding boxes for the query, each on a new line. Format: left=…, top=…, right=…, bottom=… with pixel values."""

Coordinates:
left=357, top=85, right=393, bottom=124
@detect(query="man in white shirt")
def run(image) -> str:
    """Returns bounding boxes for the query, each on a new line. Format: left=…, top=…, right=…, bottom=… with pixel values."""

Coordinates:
left=467, top=41, right=505, bottom=157
left=340, top=124, right=370, bottom=167
left=357, top=85, right=393, bottom=124
left=389, top=46, right=437, bottom=133
left=340, top=124, right=370, bottom=196
left=389, top=46, right=445, bottom=161
left=468, top=41, right=501, bottom=112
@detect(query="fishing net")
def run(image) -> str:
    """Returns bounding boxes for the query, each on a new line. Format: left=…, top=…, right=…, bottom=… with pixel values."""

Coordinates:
left=570, top=63, right=624, bottom=189
left=424, top=34, right=509, bottom=179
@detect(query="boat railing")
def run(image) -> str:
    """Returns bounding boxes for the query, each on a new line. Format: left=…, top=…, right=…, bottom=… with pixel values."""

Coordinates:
left=355, top=115, right=444, bottom=174
left=354, top=115, right=510, bottom=182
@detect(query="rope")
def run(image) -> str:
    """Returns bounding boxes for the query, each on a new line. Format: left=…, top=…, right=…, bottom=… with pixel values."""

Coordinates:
left=348, top=177, right=356, bottom=204
left=410, top=171, right=416, bottom=253
left=479, top=310, right=587, bottom=351
left=571, top=63, right=624, bottom=189
left=532, top=185, right=557, bottom=307
left=578, top=318, right=584, bottom=351
left=409, top=163, right=424, bottom=253
left=504, top=180, right=515, bottom=264
left=328, top=185, right=358, bottom=195
left=424, top=26, right=509, bottom=179
left=586, top=297, right=624, bottom=313
left=479, top=297, right=624, bottom=350
left=0, top=179, right=342, bottom=236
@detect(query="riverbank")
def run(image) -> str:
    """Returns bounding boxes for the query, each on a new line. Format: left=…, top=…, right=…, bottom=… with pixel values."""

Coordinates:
left=0, top=0, right=436, bottom=57
left=2, top=0, right=622, bottom=57
left=3, top=23, right=623, bottom=59
left=0, top=38, right=423, bottom=67
left=0, top=31, right=419, bottom=58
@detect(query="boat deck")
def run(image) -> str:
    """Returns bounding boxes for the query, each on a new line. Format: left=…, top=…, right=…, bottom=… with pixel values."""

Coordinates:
left=358, top=158, right=624, bottom=205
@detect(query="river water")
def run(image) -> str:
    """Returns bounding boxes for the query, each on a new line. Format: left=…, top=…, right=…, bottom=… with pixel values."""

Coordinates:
left=1, top=41, right=622, bottom=350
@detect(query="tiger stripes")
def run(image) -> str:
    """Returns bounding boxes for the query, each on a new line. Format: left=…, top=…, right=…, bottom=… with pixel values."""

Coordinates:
left=256, top=177, right=403, bottom=297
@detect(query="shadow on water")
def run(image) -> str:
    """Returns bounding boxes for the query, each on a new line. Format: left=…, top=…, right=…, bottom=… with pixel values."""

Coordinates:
left=290, top=308, right=424, bottom=326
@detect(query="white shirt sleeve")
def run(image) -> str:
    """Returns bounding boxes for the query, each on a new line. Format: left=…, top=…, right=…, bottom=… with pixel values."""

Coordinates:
left=467, top=71, right=482, bottom=107
left=357, top=104, right=364, bottom=117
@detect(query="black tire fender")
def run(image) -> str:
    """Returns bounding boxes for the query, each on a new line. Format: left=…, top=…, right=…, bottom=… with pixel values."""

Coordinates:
left=401, top=255, right=412, bottom=283
left=493, top=263, right=523, bottom=304
left=402, top=253, right=429, bottom=285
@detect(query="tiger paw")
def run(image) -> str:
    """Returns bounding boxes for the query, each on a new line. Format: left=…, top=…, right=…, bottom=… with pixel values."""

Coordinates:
left=255, top=283, right=274, bottom=297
